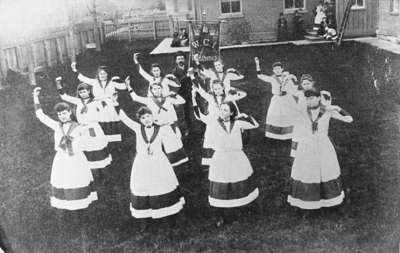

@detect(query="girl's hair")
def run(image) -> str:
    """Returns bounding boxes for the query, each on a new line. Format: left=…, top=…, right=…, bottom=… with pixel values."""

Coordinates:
left=136, top=106, right=153, bottom=119
left=96, top=65, right=111, bottom=82
left=272, top=61, right=283, bottom=68
left=76, top=83, right=94, bottom=100
left=214, top=57, right=224, bottom=66
left=54, top=102, right=71, bottom=112
left=211, top=80, right=225, bottom=93
left=304, top=87, right=321, bottom=98
left=174, top=51, right=185, bottom=61
left=221, top=101, right=238, bottom=121
left=300, top=73, right=314, bottom=83
left=150, top=63, right=163, bottom=75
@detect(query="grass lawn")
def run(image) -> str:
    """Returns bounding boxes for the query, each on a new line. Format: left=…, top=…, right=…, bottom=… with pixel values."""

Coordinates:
left=1, top=39, right=400, bottom=252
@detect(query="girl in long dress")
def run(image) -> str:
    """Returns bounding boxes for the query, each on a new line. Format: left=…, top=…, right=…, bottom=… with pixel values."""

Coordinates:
left=255, top=58, right=296, bottom=140
left=119, top=107, right=185, bottom=222
left=191, top=76, right=246, bottom=166
left=126, top=77, right=188, bottom=167
left=192, top=92, right=259, bottom=226
left=33, top=87, right=97, bottom=210
left=288, top=74, right=332, bottom=158
left=71, top=63, right=125, bottom=144
left=287, top=88, right=353, bottom=210
left=55, top=78, right=112, bottom=196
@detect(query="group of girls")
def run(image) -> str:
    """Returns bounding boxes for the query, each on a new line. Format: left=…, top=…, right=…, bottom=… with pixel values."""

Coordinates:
left=32, top=50, right=353, bottom=228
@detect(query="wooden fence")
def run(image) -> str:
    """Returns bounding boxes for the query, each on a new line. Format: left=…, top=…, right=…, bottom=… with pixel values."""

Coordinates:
left=104, top=19, right=171, bottom=41
left=0, top=22, right=105, bottom=87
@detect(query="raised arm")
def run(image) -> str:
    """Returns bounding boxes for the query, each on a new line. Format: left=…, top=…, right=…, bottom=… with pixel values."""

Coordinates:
left=55, top=77, right=81, bottom=105
left=191, top=79, right=213, bottom=103
left=133, top=53, right=153, bottom=83
left=237, top=113, right=259, bottom=130
left=191, top=89, right=210, bottom=124
left=119, top=109, right=140, bottom=132
left=71, top=62, right=98, bottom=86
left=125, top=76, right=149, bottom=105
left=254, top=57, right=274, bottom=83
left=226, top=68, right=244, bottom=81
left=329, top=105, right=354, bottom=123
left=33, top=87, right=59, bottom=130
left=164, top=74, right=181, bottom=88
left=168, top=93, right=186, bottom=105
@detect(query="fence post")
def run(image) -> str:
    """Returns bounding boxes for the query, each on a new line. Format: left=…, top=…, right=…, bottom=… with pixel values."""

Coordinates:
left=67, top=27, right=77, bottom=62
left=44, top=39, right=52, bottom=67
left=153, top=19, right=157, bottom=40
left=27, top=46, right=36, bottom=86
left=128, top=23, right=132, bottom=41
left=99, top=23, right=105, bottom=44
left=56, top=37, right=65, bottom=64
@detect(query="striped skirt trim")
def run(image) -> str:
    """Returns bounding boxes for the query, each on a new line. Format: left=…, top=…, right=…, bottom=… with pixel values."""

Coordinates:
left=287, top=191, right=344, bottom=210
left=50, top=190, right=97, bottom=211
left=289, top=177, right=343, bottom=201
left=265, top=124, right=293, bottom=140
left=130, top=187, right=185, bottom=219
left=209, top=188, right=259, bottom=208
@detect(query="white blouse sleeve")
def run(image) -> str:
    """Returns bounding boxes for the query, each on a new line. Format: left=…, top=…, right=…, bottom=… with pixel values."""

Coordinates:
left=35, top=109, right=59, bottom=130
left=119, top=110, right=141, bottom=132
left=77, top=73, right=98, bottom=86
left=60, top=93, right=81, bottom=105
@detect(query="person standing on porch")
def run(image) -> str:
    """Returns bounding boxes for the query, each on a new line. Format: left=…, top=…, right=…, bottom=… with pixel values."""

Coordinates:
left=277, top=12, right=288, bottom=42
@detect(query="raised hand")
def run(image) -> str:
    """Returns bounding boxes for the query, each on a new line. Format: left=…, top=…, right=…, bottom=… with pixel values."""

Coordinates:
left=125, top=76, right=132, bottom=90
left=71, top=62, right=77, bottom=72
left=237, top=112, right=249, bottom=118
left=33, top=87, right=42, bottom=97
left=55, top=77, right=62, bottom=89
left=133, top=53, right=140, bottom=64
left=254, top=57, right=259, bottom=64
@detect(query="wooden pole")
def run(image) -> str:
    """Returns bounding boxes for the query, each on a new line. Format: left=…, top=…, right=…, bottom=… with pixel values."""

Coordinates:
left=27, top=46, right=36, bottom=86
left=153, top=19, right=157, bottom=40
left=56, top=37, right=65, bottom=64
left=91, top=0, right=101, bottom=51
left=43, top=39, right=52, bottom=67
left=128, top=23, right=132, bottom=41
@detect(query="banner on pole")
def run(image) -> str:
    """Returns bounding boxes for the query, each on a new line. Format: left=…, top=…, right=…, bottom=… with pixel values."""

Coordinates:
left=189, top=21, right=220, bottom=64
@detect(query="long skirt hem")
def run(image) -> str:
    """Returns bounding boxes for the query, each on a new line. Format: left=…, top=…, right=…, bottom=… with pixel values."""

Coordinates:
left=130, top=197, right=185, bottom=219
left=287, top=191, right=344, bottom=210
left=50, top=192, right=98, bottom=210
left=209, top=188, right=259, bottom=208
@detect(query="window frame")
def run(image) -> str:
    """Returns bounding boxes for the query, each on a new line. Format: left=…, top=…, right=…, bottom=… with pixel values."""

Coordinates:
left=219, top=0, right=243, bottom=17
left=351, top=0, right=366, bottom=10
left=390, top=0, right=400, bottom=14
left=283, top=0, right=306, bottom=13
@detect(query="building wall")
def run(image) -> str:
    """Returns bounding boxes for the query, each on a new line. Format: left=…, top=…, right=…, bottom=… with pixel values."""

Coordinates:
left=377, top=0, right=400, bottom=38
left=337, top=0, right=377, bottom=38
left=193, top=0, right=324, bottom=44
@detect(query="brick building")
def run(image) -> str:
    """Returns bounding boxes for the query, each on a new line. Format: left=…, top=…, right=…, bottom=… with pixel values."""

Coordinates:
left=165, top=0, right=378, bottom=45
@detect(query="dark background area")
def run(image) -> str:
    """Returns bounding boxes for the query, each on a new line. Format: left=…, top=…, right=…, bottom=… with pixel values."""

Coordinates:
left=1, top=39, right=400, bottom=252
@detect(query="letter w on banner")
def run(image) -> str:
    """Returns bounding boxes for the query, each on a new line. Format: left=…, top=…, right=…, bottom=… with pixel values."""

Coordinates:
left=189, top=21, right=221, bottom=64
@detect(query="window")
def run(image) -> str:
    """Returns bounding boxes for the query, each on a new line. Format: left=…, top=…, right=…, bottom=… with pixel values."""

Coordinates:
left=188, top=0, right=193, bottom=11
left=351, top=0, right=365, bottom=9
left=284, top=0, right=305, bottom=10
left=391, top=0, right=400, bottom=13
left=221, top=0, right=242, bottom=14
